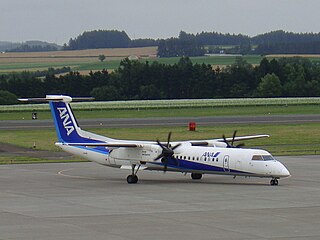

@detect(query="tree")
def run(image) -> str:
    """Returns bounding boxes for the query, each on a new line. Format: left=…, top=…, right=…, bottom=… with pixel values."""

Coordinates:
left=255, top=73, right=282, bottom=97
left=98, top=54, right=106, bottom=62
left=0, top=90, right=17, bottom=105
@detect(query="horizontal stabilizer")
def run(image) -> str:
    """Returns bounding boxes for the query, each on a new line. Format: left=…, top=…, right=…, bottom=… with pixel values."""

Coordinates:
left=19, top=95, right=94, bottom=103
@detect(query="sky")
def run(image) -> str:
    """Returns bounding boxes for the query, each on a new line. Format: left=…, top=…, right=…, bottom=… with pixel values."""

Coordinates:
left=1, top=0, right=320, bottom=45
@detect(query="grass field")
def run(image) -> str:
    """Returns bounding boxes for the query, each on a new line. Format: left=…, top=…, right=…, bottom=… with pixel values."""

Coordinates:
left=1, top=104, right=320, bottom=121
left=1, top=103, right=320, bottom=164
left=1, top=123, right=319, bottom=157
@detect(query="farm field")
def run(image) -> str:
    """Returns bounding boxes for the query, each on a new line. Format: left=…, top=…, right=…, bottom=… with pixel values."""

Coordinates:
left=0, top=46, right=157, bottom=73
left=2, top=46, right=320, bottom=74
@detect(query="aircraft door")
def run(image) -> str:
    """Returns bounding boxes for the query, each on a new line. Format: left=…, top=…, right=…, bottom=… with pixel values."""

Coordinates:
left=223, top=155, right=230, bottom=172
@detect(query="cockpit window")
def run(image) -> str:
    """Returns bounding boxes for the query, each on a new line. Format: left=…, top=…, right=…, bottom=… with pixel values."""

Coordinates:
left=252, top=155, right=263, bottom=161
left=252, top=155, right=274, bottom=161
left=262, top=155, right=274, bottom=161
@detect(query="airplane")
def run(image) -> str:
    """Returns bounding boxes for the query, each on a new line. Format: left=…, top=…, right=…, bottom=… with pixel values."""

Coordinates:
left=19, top=95, right=291, bottom=185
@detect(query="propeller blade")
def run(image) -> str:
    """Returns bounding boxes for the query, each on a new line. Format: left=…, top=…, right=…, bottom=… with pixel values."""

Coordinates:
left=231, top=130, right=237, bottom=147
left=172, top=143, right=181, bottom=150
left=167, top=132, right=172, bottom=146
left=155, top=153, right=164, bottom=161
left=154, top=132, right=179, bottom=172
left=222, top=134, right=231, bottom=148
left=157, top=139, right=165, bottom=150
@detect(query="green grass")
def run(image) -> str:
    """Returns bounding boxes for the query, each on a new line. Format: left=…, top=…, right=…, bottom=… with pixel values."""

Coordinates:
left=74, top=60, right=123, bottom=71
left=76, top=55, right=264, bottom=71
left=1, top=105, right=320, bottom=121
left=1, top=123, right=320, bottom=156
left=0, top=61, right=84, bottom=72
left=0, top=156, right=86, bottom=164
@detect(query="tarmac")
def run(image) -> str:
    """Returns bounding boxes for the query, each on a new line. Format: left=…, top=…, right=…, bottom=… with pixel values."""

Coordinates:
left=0, top=155, right=320, bottom=240
left=2, top=114, right=320, bottom=130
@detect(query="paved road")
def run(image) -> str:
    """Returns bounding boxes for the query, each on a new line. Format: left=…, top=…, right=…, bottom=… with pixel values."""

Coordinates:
left=1, top=114, right=320, bottom=130
left=0, top=156, right=319, bottom=240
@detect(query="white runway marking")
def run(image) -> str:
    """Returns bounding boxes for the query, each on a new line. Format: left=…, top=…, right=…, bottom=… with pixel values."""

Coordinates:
left=57, top=168, right=98, bottom=180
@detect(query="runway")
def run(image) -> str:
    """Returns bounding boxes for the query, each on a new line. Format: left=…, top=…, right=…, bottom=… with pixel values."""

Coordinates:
left=1, top=155, right=320, bottom=240
left=1, top=114, right=320, bottom=130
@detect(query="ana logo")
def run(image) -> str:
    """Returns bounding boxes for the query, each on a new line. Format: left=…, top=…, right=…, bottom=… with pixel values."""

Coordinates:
left=57, top=107, right=75, bottom=136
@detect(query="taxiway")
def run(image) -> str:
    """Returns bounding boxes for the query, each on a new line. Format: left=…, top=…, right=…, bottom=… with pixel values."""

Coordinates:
left=0, top=155, right=319, bottom=239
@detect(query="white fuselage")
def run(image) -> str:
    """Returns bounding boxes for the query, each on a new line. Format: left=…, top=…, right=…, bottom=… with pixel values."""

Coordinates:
left=57, top=143, right=290, bottom=179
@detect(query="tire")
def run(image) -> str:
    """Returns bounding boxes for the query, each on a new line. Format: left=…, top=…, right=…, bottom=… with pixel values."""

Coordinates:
left=191, top=173, right=202, bottom=180
left=127, top=175, right=138, bottom=184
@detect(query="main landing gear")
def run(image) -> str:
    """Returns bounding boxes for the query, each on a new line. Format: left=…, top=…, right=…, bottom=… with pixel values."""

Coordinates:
left=270, top=178, right=279, bottom=186
left=191, top=173, right=202, bottom=180
left=127, top=164, right=140, bottom=184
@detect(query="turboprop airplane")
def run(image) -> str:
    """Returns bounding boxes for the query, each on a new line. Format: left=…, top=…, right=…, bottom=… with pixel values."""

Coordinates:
left=19, top=95, right=290, bottom=185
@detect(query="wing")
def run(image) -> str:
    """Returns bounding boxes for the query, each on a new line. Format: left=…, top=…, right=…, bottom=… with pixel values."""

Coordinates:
left=189, top=134, right=269, bottom=146
left=65, top=134, right=269, bottom=148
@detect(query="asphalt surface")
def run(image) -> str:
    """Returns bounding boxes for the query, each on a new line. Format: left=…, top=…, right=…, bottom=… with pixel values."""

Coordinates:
left=1, top=114, right=320, bottom=130
left=1, top=155, right=320, bottom=240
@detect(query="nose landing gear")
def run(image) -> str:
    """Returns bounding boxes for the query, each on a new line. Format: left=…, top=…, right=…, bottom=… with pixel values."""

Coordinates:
left=270, top=178, right=279, bottom=186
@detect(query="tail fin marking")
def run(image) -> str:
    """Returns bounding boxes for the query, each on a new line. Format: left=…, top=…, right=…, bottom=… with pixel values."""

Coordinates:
left=50, top=101, right=101, bottom=144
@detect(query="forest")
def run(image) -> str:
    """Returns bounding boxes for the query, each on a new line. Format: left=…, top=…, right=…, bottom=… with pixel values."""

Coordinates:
left=63, top=30, right=320, bottom=56
left=1, top=57, right=320, bottom=104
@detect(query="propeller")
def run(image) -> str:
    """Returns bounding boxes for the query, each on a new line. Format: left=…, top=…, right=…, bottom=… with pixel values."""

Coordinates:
left=222, top=130, right=245, bottom=148
left=155, top=132, right=181, bottom=172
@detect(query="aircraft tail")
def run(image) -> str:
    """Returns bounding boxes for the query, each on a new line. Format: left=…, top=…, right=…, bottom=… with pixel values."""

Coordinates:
left=49, top=100, right=85, bottom=143
left=19, top=95, right=110, bottom=144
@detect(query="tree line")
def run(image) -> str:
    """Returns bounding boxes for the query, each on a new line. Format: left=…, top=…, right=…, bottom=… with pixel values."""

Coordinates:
left=64, top=30, right=158, bottom=50
left=1, top=57, right=320, bottom=104
left=63, top=29, right=320, bottom=56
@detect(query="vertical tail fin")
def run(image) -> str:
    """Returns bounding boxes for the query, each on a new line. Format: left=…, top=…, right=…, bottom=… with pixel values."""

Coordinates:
left=49, top=101, right=83, bottom=143
left=19, top=95, right=101, bottom=144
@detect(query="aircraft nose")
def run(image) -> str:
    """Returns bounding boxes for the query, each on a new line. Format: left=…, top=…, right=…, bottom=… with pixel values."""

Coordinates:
left=281, top=166, right=291, bottom=178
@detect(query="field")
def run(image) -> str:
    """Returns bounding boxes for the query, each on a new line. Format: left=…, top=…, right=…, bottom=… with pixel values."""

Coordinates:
left=1, top=123, right=320, bottom=162
left=1, top=97, right=320, bottom=121
left=3, top=47, right=320, bottom=74
left=3, top=46, right=320, bottom=74
left=0, top=47, right=157, bottom=73
left=1, top=47, right=320, bottom=163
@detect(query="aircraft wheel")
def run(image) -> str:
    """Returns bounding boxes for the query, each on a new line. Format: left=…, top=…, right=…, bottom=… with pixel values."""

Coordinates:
left=270, top=179, right=278, bottom=186
left=191, top=173, right=202, bottom=180
left=127, top=175, right=138, bottom=184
